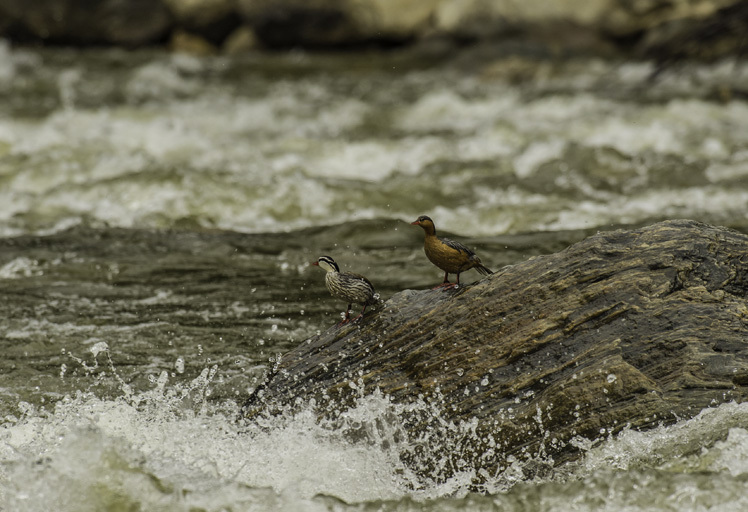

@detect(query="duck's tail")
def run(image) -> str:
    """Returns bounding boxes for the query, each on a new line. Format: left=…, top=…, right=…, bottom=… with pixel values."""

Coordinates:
left=476, top=264, right=493, bottom=276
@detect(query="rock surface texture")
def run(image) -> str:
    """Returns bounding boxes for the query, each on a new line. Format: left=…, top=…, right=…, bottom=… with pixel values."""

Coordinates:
left=244, top=220, right=748, bottom=481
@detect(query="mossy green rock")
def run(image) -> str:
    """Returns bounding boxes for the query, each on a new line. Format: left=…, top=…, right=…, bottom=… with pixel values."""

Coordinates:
left=244, top=220, right=748, bottom=479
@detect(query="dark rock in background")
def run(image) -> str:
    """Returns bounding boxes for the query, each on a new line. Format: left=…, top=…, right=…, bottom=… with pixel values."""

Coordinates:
left=0, top=0, right=173, bottom=46
left=0, top=0, right=745, bottom=60
left=639, top=1, right=748, bottom=73
left=164, top=0, right=241, bottom=45
left=243, top=220, right=748, bottom=482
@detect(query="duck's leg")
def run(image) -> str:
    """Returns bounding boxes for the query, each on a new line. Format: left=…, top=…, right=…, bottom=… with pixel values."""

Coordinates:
left=433, top=271, right=454, bottom=289
left=338, top=304, right=353, bottom=325
left=352, top=304, right=367, bottom=323
left=436, top=271, right=459, bottom=289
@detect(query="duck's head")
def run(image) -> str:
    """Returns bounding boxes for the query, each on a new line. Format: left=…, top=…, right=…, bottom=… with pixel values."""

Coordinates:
left=312, top=255, right=339, bottom=272
left=411, top=215, right=436, bottom=235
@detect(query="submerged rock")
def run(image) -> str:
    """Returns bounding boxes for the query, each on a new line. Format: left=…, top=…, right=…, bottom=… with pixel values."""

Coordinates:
left=243, top=220, right=748, bottom=482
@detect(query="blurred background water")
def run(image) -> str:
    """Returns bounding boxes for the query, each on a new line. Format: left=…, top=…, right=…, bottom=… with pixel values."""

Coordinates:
left=1, top=39, right=748, bottom=511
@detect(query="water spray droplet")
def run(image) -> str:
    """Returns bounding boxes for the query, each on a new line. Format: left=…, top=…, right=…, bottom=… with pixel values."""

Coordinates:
left=90, top=341, right=109, bottom=358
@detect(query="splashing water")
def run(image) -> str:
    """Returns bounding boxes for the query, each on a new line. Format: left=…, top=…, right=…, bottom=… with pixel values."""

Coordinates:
left=3, top=351, right=748, bottom=511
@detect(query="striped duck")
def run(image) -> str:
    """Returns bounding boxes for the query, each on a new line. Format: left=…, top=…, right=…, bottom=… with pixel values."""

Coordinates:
left=312, top=255, right=378, bottom=324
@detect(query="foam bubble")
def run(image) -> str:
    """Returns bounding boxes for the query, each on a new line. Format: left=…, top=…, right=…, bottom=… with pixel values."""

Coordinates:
left=513, top=139, right=567, bottom=179
left=395, top=88, right=517, bottom=133
left=0, top=257, right=43, bottom=279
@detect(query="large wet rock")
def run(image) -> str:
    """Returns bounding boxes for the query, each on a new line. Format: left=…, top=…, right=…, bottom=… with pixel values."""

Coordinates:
left=243, top=220, right=748, bottom=481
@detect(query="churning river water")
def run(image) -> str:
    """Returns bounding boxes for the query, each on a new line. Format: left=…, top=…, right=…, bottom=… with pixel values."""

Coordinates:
left=1, top=40, right=748, bottom=510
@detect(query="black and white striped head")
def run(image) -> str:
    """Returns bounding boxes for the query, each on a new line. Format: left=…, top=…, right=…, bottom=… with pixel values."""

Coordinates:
left=312, top=255, right=339, bottom=273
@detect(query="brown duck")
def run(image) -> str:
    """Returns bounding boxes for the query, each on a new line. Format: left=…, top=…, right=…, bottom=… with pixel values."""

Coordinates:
left=411, top=215, right=493, bottom=287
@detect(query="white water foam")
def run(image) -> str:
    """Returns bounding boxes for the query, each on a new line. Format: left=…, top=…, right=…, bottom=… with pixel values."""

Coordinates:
left=0, top=257, right=44, bottom=279
left=3, top=348, right=748, bottom=512
left=0, top=372, right=472, bottom=510
left=0, top=362, right=748, bottom=512
left=1, top=49, right=748, bottom=237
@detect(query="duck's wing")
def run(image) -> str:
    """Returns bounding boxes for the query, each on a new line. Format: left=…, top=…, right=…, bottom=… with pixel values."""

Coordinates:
left=337, top=272, right=377, bottom=304
left=440, top=237, right=477, bottom=258
left=341, top=272, right=376, bottom=291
